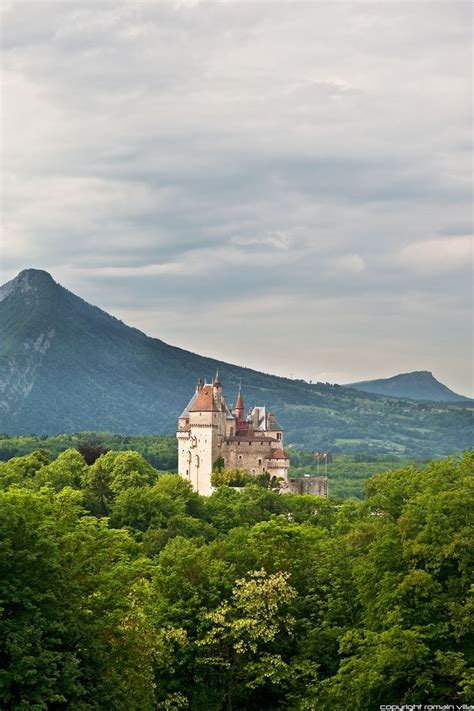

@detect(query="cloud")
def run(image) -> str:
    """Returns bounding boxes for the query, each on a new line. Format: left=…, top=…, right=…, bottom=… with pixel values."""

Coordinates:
left=400, top=236, right=472, bottom=271
left=333, top=255, right=366, bottom=274
left=1, top=0, right=473, bottom=396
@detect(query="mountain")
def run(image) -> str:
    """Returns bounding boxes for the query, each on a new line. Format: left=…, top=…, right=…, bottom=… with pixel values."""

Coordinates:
left=347, top=371, right=470, bottom=402
left=1, top=269, right=472, bottom=457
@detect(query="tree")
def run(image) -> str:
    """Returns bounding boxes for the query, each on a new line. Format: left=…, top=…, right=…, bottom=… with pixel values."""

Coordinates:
left=197, top=569, right=297, bottom=710
left=211, top=467, right=252, bottom=488
left=110, top=485, right=183, bottom=533
left=0, top=450, right=51, bottom=489
left=81, top=450, right=159, bottom=515
left=33, top=448, right=86, bottom=492
left=77, top=443, right=109, bottom=465
left=0, top=487, right=156, bottom=709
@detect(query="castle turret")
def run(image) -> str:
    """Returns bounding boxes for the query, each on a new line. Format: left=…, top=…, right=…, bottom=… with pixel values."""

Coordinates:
left=235, top=384, right=244, bottom=420
left=177, top=375, right=227, bottom=496
left=213, top=370, right=222, bottom=407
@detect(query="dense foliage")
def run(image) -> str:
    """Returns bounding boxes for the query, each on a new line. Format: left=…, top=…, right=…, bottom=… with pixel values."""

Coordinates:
left=0, top=433, right=425, bottom=499
left=0, top=433, right=178, bottom=471
left=0, top=448, right=472, bottom=709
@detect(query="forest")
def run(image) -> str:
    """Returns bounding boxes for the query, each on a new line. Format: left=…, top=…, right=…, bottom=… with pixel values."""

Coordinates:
left=0, top=445, right=472, bottom=710
left=0, top=433, right=425, bottom=499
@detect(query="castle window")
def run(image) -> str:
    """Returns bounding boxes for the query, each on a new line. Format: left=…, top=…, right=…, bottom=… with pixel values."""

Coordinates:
left=277, top=432, right=282, bottom=440
left=249, top=442, right=251, bottom=446
left=258, top=458, right=262, bottom=465
left=252, top=469, right=255, bottom=474
left=238, top=455, right=242, bottom=460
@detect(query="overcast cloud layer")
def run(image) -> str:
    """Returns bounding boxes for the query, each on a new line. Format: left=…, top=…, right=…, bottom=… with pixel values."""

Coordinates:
left=1, top=1, right=473, bottom=395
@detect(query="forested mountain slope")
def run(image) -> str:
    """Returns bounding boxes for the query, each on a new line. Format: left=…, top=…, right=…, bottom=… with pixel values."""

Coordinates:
left=1, top=269, right=472, bottom=456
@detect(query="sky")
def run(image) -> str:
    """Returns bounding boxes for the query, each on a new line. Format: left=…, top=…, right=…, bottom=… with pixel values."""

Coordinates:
left=1, top=0, right=473, bottom=395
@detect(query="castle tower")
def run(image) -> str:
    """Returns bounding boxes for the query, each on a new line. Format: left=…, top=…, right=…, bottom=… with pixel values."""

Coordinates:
left=176, top=375, right=228, bottom=496
left=235, top=383, right=244, bottom=420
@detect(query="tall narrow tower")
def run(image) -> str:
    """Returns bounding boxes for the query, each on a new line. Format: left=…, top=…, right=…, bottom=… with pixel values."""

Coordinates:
left=235, top=383, right=244, bottom=421
left=176, top=373, right=227, bottom=496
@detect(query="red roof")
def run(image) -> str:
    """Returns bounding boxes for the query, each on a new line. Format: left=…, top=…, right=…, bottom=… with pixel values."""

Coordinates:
left=189, top=385, right=219, bottom=412
left=268, top=448, right=287, bottom=459
left=224, top=435, right=274, bottom=443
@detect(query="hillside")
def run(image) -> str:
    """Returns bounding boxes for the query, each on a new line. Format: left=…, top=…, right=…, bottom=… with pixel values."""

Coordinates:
left=0, top=269, right=472, bottom=456
left=347, top=370, right=470, bottom=402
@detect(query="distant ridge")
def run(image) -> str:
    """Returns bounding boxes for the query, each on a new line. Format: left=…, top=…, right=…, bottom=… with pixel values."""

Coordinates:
left=346, top=371, right=470, bottom=403
left=0, top=269, right=472, bottom=457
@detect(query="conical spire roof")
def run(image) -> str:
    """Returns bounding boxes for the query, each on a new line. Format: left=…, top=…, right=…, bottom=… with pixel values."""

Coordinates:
left=235, top=381, right=244, bottom=418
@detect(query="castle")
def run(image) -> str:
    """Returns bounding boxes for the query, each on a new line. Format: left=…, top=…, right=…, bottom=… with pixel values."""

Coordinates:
left=177, top=372, right=328, bottom=497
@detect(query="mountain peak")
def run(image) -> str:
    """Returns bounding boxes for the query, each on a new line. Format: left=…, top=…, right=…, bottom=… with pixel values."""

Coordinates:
left=0, top=269, right=56, bottom=303
left=347, top=370, right=469, bottom=402
left=17, top=267, right=54, bottom=279
left=15, top=268, right=56, bottom=287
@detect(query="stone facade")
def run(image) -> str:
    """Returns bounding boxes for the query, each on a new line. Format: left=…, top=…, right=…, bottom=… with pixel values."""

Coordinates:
left=176, top=372, right=328, bottom=498
left=177, top=373, right=289, bottom=495
left=285, top=477, right=329, bottom=496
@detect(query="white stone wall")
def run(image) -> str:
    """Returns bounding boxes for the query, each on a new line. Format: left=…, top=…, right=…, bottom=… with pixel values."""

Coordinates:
left=178, top=409, right=226, bottom=496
